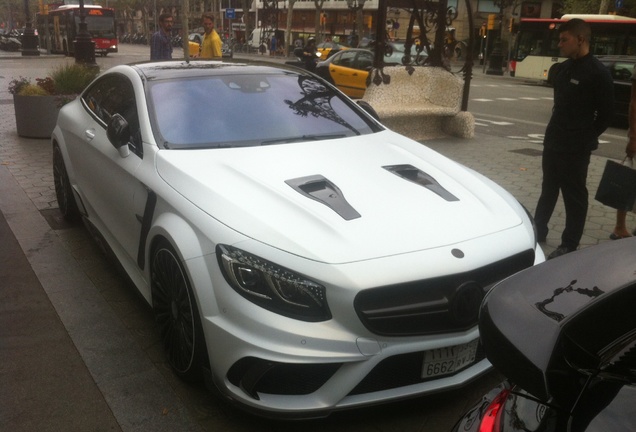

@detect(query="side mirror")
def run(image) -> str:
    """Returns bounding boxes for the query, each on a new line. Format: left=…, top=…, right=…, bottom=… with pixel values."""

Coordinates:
left=107, top=113, right=131, bottom=158
left=356, top=100, right=380, bottom=121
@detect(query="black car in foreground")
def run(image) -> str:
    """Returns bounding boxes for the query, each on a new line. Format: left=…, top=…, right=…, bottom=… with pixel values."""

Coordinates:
left=598, top=55, right=635, bottom=127
left=453, top=238, right=636, bottom=432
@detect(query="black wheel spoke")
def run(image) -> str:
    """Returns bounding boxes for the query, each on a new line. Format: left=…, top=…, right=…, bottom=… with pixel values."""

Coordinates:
left=151, top=244, right=200, bottom=377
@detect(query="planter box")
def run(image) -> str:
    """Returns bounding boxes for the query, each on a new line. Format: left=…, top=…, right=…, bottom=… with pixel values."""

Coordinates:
left=13, top=94, right=61, bottom=139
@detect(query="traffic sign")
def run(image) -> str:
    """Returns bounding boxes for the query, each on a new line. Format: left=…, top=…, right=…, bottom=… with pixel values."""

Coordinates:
left=226, top=8, right=235, bottom=19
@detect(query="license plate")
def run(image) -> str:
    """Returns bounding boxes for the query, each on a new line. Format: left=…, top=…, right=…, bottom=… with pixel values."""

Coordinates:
left=422, top=339, right=479, bottom=379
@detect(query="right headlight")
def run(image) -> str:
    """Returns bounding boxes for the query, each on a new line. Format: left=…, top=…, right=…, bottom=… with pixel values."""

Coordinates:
left=217, top=244, right=331, bottom=322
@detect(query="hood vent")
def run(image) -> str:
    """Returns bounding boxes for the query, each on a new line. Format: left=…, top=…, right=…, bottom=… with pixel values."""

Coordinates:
left=286, top=175, right=361, bottom=221
left=384, top=164, right=459, bottom=202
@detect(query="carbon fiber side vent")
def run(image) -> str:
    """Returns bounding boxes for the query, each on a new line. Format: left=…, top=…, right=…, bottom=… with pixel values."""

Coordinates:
left=383, top=164, right=459, bottom=202
left=286, top=175, right=361, bottom=220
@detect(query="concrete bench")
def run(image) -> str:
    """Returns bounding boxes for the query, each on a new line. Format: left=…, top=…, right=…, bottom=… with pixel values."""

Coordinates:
left=362, top=66, right=474, bottom=141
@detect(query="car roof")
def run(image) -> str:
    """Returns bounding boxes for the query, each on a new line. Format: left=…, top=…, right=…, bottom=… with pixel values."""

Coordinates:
left=128, top=59, right=307, bottom=81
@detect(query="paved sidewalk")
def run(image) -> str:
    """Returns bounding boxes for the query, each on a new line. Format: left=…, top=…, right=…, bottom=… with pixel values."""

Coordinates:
left=0, top=50, right=631, bottom=431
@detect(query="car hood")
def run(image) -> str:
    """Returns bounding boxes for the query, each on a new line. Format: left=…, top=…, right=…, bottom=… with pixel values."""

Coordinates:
left=156, top=132, right=524, bottom=263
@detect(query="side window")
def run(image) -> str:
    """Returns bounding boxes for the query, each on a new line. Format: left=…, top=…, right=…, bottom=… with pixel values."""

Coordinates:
left=613, top=62, right=634, bottom=81
left=356, top=52, right=374, bottom=70
left=334, top=51, right=357, bottom=69
left=82, top=74, right=142, bottom=156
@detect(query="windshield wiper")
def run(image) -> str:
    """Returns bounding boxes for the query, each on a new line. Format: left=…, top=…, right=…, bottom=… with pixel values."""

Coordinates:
left=261, top=134, right=346, bottom=146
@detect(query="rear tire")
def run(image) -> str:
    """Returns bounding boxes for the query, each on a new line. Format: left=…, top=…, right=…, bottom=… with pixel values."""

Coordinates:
left=151, top=239, right=208, bottom=382
left=53, top=144, right=81, bottom=223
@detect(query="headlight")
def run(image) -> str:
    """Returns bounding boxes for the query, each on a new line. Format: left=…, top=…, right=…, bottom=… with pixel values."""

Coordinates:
left=217, top=245, right=331, bottom=322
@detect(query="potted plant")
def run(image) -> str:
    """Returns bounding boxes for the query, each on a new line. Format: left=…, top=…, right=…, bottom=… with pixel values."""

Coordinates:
left=10, top=64, right=99, bottom=139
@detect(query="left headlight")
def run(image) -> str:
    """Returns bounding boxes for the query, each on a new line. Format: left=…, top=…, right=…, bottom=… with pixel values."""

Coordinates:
left=217, top=244, right=331, bottom=322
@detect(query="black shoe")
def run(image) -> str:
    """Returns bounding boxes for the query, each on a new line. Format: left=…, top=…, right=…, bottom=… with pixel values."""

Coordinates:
left=547, top=246, right=574, bottom=260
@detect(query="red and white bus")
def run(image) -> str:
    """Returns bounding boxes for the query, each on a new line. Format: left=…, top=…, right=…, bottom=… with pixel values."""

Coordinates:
left=511, top=14, right=636, bottom=82
left=37, top=4, right=118, bottom=56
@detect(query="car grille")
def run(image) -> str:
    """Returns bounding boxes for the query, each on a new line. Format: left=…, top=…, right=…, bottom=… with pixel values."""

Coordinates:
left=348, top=341, right=486, bottom=395
left=354, top=250, right=535, bottom=336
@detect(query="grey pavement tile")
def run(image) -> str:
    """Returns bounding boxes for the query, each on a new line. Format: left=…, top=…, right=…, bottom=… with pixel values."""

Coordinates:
left=97, top=368, right=205, bottom=432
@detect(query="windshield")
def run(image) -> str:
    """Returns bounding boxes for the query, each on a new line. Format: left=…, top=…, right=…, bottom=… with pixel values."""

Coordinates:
left=74, top=15, right=116, bottom=38
left=147, top=72, right=379, bottom=149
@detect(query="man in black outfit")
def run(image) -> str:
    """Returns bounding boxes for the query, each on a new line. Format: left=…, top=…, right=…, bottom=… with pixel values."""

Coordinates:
left=302, top=38, right=318, bottom=72
left=534, top=18, right=614, bottom=260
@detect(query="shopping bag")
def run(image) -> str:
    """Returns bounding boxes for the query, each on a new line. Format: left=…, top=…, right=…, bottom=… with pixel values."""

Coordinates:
left=595, top=159, right=636, bottom=211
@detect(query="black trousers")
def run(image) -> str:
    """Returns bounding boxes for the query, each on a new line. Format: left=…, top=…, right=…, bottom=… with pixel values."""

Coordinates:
left=534, top=148, right=591, bottom=250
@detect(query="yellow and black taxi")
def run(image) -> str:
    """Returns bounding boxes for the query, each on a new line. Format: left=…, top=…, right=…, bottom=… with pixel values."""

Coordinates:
left=315, top=48, right=374, bottom=98
left=316, top=41, right=348, bottom=60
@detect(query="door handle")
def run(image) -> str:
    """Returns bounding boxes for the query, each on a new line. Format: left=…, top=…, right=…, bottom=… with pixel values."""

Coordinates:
left=85, top=129, right=95, bottom=140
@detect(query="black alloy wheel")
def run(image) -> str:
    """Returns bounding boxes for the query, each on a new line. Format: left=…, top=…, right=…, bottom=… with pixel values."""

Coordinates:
left=151, top=239, right=207, bottom=382
left=53, top=144, right=80, bottom=222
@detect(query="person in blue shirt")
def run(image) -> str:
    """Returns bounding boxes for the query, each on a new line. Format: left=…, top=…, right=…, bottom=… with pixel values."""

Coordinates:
left=150, top=13, right=173, bottom=60
left=534, top=19, right=614, bottom=259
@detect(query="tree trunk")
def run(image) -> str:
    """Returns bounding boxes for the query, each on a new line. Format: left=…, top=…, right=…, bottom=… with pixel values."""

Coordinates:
left=285, top=0, right=297, bottom=56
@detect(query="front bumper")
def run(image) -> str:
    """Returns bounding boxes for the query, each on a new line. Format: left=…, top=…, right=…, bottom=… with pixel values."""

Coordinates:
left=190, top=234, right=541, bottom=417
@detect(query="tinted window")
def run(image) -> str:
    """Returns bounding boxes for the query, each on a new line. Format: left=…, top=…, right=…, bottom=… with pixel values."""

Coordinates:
left=611, top=62, right=635, bottom=81
left=147, top=72, right=378, bottom=149
left=82, top=74, right=141, bottom=152
left=356, top=51, right=373, bottom=70
left=334, top=51, right=358, bottom=68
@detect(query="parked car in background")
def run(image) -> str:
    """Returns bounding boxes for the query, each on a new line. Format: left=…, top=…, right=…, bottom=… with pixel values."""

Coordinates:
left=453, top=238, right=636, bottom=432
left=315, top=44, right=429, bottom=98
left=221, top=40, right=233, bottom=58
left=597, top=55, right=635, bottom=127
left=52, top=59, right=544, bottom=418
left=315, top=48, right=374, bottom=98
left=316, top=41, right=349, bottom=60
left=187, top=33, right=201, bottom=57
left=383, top=41, right=428, bottom=66
left=187, top=32, right=232, bottom=58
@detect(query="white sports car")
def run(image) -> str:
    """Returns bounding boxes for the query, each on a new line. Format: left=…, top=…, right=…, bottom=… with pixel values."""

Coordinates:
left=52, top=60, right=545, bottom=418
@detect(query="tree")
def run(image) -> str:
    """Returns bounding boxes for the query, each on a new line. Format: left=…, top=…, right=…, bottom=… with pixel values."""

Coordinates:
left=285, top=0, right=297, bottom=55
left=313, top=0, right=325, bottom=42
left=242, top=0, right=254, bottom=45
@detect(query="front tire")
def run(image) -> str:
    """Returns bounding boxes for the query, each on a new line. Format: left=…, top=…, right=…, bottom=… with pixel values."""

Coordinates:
left=53, top=144, right=80, bottom=222
left=151, top=239, right=208, bottom=382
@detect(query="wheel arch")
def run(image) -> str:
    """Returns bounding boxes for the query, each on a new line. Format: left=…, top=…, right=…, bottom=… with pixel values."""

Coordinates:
left=52, top=137, right=87, bottom=217
left=146, top=212, right=212, bottom=264
left=145, top=212, right=221, bottom=316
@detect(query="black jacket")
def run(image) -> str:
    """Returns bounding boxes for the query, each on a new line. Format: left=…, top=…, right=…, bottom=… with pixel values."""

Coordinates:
left=544, top=53, right=614, bottom=153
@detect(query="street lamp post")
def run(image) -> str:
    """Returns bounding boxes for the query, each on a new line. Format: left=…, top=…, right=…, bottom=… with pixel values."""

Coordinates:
left=21, top=0, right=40, bottom=56
left=345, top=0, right=365, bottom=46
left=74, top=0, right=96, bottom=65
left=486, top=0, right=512, bottom=75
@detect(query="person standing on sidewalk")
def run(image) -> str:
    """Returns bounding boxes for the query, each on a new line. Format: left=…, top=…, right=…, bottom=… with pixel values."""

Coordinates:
left=199, top=13, right=222, bottom=58
left=150, top=13, right=173, bottom=60
left=534, top=18, right=614, bottom=259
left=610, top=65, right=636, bottom=239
